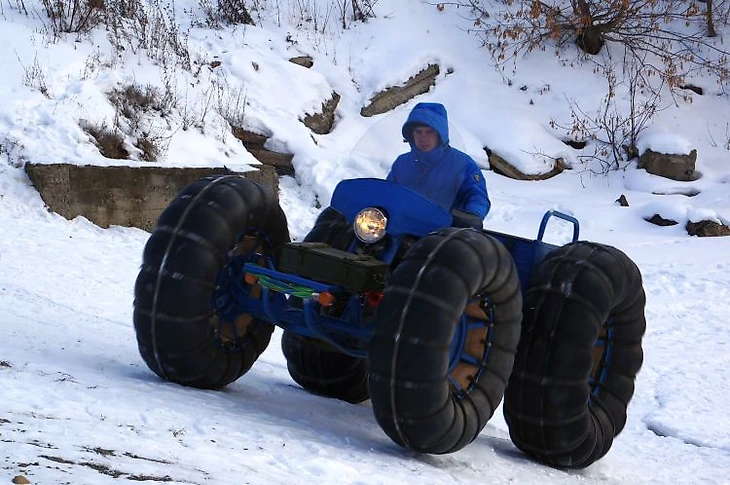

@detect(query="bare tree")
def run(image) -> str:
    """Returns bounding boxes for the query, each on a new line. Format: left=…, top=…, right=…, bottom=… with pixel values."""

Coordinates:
left=336, top=0, right=377, bottom=29
left=550, top=49, right=665, bottom=170
left=463, top=0, right=730, bottom=90
left=705, top=0, right=717, bottom=37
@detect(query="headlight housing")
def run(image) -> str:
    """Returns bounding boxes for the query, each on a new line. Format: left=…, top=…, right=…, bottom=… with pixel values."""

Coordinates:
left=354, top=208, right=388, bottom=243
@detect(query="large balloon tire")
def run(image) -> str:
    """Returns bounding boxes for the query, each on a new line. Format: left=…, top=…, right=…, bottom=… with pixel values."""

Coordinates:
left=133, top=175, right=289, bottom=389
left=368, top=228, right=523, bottom=454
left=281, top=207, right=369, bottom=403
left=281, top=331, right=369, bottom=404
left=503, top=241, right=646, bottom=469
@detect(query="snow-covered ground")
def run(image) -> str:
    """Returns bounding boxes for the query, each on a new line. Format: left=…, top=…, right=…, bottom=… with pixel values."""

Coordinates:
left=1, top=1, right=729, bottom=483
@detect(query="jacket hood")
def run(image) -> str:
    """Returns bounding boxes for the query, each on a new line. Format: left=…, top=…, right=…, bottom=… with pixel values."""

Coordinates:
left=402, top=102, right=449, bottom=147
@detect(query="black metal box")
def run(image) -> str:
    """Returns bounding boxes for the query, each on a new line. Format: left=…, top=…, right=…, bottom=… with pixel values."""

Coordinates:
left=277, top=242, right=388, bottom=291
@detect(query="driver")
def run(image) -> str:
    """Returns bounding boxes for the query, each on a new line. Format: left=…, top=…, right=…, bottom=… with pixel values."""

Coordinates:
left=386, top=102, right=490, bottom=228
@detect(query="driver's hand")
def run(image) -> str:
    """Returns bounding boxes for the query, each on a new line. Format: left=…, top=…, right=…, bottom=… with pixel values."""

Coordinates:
left=451, top=209, right=483, bottom=229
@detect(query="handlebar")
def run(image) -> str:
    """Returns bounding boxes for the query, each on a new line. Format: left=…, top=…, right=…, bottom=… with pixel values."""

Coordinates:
left=537, top=210, right=580, bottom=243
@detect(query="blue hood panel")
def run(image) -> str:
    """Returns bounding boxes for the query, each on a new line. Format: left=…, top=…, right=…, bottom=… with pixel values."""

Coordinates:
left=330, top=178, right=452, bottom=237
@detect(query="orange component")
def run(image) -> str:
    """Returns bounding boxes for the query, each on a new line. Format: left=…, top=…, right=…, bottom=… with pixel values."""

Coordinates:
left=318, top=292, right=335, bottom=307
left=244, top=273, right=258, bottom=285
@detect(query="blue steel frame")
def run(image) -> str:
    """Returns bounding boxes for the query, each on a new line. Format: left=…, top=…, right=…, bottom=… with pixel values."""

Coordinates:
left=213, top=178, right=581, bottom=361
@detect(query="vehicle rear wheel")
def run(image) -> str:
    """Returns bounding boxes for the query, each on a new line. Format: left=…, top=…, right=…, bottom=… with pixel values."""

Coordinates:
left=368, top=228, right=523, bottom=454
left=281, top=207, right=369, bottom=403
left=503, top=241, right=646, bottom=468
left=133, top=175, right=289, bottom=389
left=281, top=331, right=369, bottom=403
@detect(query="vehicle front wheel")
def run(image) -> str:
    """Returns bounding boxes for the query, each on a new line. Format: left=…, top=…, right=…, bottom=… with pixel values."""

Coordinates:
left=133, top=175, right=289, bottom=389
left=368, top=228, right=523, bottom=454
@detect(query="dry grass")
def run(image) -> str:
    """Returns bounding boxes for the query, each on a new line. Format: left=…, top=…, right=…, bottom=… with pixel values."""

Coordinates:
left=82, top=122, right=130, bottom=160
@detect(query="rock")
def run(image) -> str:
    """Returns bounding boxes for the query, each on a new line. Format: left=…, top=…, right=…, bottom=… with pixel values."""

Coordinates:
left=646, top=214, right=678, bottom=227
left=680, top=84, right=703, bottom=95
left=232, top=127, right=295, bottom=177
left=232, top=128, right=268, bottom=147
left=12, top=476, right=31, bottom=484
left=289, top=55, right=314, bottom=68
left=686, top=220, right=730, bottom=237
left=486, top=149, right=566, bottom=181
left=639, top=148, right=699, bottom=181
left=302, top=91, right=341, bottom=135
left=652, top=189, right=700, bottom=197
left=616, top=194, right=629, bottom=207
left=562, top=139, right=587, bottom=149
left=246, top=150, right=294, bottom=177
left=360, top=64, right=440, bottom=117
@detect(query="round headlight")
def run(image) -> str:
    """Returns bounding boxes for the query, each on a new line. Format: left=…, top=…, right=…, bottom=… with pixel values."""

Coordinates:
left=354, top=208, right=388, bottom=243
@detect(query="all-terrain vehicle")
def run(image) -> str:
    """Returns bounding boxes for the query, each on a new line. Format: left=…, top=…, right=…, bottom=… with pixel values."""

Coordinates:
left=133, top=174, right=646, bottom=469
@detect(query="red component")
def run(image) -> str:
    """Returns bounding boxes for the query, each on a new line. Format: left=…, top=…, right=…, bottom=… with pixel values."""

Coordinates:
left=366, top=291, right=384, bottom=307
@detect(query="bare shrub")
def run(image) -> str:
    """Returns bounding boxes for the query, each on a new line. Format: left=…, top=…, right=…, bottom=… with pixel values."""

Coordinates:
left=5, top=0, right=29, bottom=15
left=135, top=131, right=164, bottom=161
left=106, top=82, right=176, bottom=161
left=81, top=47, right=108, bottom=79
left=178, top=91, right=201, bottom=131
left=550, top=51, right=665, bottom=171
left=105, top=0, right=191, bottom=70
left=19, top=55, right=51, bottom=98
left=0, top=138, right=28, bottom=168
left=210, top=74, right=247, bottom=128
left=109, top=83, right=176, bottom=128
left=40, top=0, right=105, bottom=34
left=81, top=121, right=130, bottom=159
left=336, top=0, right=377, bottom=28
left=258, top=0, right=377, bottom=40
left=197, top=0, right=254, bottom=28
left=288, top=0, right=336, bottom=33
left=706, top=122, right=730, bottom=151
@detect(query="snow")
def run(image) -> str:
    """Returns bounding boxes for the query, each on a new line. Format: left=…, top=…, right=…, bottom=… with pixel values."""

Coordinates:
left=2, top=0, right=730, bottom=484
left=638, top=129, right=696, bottom=156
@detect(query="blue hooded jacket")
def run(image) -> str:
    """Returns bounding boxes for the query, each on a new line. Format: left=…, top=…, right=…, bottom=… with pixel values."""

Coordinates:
left=386, top=102, right=490, bottom=219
